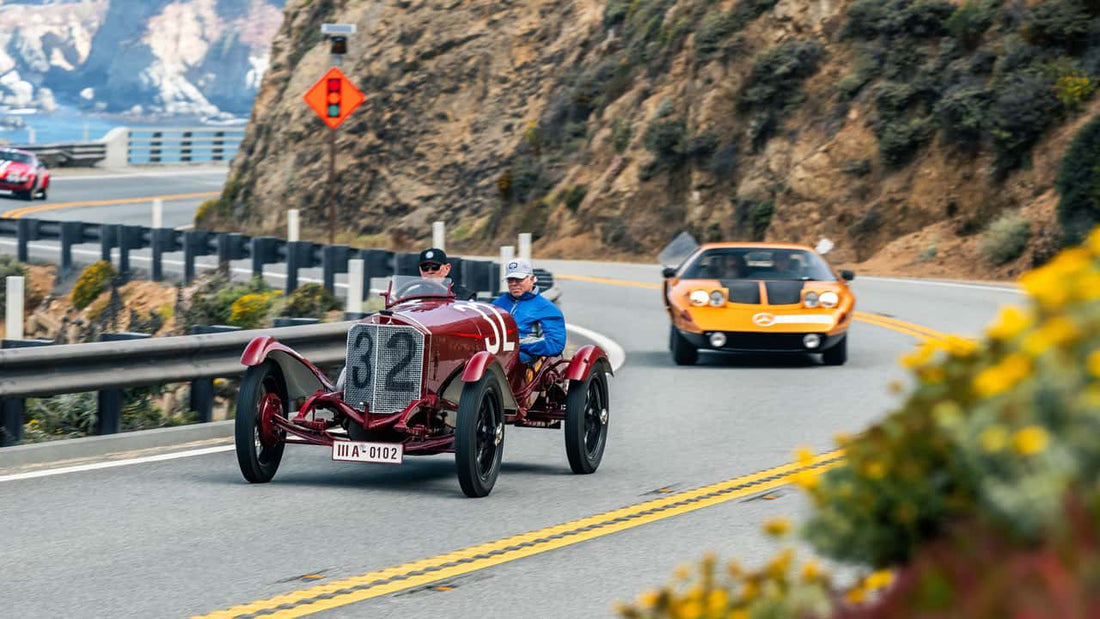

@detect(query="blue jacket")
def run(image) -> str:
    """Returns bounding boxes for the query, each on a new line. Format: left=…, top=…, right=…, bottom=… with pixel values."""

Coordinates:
left=492, top=289, right=566, bottom=363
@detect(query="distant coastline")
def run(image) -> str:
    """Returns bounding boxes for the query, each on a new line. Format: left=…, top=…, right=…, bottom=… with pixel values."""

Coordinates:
left=0, top=106, right=247, bottom=146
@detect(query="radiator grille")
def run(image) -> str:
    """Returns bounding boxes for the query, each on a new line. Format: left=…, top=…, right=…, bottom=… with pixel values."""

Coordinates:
left=345, top=324, right=425, bottom=414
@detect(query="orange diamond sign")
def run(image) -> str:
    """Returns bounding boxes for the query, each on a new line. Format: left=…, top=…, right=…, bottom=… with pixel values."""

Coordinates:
left=304, top=67, right=365, bottom=129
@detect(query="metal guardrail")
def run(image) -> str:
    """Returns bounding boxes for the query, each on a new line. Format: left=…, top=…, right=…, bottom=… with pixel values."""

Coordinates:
left=9, top=126, right=245, bottom=167
left=0, top=322, right=352, bottom=446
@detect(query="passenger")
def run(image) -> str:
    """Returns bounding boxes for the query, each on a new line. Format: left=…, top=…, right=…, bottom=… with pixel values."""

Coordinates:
left=418, top=247, right=476, bottom=301
left=771, top=252, right=804, bottom=279
left=492, top=258, right=566, bottom=363
left=724, top=254, right=747, bottom=279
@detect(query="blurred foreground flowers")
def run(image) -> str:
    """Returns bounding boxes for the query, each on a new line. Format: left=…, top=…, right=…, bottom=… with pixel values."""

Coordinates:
left=619, top=228, right=1100, bottom=617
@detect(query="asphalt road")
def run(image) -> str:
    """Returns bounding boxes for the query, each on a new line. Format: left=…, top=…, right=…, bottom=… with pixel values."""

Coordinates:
left=0, top=169, right=1025, bottom=618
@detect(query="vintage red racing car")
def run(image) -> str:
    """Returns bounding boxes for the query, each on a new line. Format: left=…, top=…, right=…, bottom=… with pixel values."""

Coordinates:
left=0, top=148, right=50, bottom=201
left=234, top=276, right=613, bottom=497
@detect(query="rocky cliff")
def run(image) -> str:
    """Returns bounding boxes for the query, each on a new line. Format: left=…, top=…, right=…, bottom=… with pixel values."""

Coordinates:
left=0, top=0, right=284, bottom=116
left=209, top=0, right=1100, bottom=277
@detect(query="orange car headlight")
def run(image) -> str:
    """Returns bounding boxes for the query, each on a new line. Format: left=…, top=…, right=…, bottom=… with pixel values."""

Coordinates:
left=820, top=291, right=839, bottom=308
left=708, top=290, right=725, bottom=307
left=689, top=290, right=708, bottom=306
left=804, top=291, right=820, bottom=308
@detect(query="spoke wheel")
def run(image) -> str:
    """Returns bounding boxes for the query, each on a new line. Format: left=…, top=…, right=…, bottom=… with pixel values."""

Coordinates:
left=235, top=361, right=287, bottom=483
left=565, top=367, right=609, bottom=474
left=455, top=373, right=504, bottom=498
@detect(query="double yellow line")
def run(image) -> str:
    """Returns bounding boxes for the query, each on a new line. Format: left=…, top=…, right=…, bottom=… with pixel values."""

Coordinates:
left=1, top=191, right=220, bottom=219
left=195, top=451, right=844, bottom=618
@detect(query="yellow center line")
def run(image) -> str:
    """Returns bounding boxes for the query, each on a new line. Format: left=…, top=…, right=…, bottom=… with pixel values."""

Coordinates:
left=194, top=451, right=845, bottom=618
left=1, top=191, right=220, bottom=219
left=556, top=273, right=952, bottom=342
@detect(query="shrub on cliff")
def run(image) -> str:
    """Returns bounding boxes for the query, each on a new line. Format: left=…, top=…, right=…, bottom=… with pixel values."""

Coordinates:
left=981, top=213, right=1031, bottom=264
left=1058, top=112, right=1100, bottom=244
left=183, top=273, right=274, bottom=330
left=281, top=283, right=339, bottom=320
left=72, top=261, right=117, bottom=310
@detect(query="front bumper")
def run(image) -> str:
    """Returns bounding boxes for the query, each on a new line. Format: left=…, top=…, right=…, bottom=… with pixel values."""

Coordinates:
left=0, top=179, right=34, bottom=192
left=679, top=329, right=845, bottom=354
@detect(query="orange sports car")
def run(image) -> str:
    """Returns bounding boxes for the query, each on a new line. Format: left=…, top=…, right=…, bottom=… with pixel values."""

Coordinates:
left=661, top=242, right=855, bottom=366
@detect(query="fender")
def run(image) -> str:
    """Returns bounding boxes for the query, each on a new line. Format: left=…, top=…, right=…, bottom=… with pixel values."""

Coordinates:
left=240, top=336, right=334, bottom=395
left=565, top=345, right=613, bottom=382
left=460, top=350, right=497, bottom=383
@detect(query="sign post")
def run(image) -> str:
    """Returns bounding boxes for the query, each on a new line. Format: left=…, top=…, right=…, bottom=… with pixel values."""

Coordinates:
left=304, top=24, right=364, bottom=246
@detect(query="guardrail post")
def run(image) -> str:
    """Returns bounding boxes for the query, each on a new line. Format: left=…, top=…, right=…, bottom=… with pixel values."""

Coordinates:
left=359, top=249, right=394, bottom=299
left=95, top=332, right=153, bottom=435
left=286, top=241, right=310, bottom=293
left=432, top=221, right=445, bottom=251
left=213, top=131, right=225, bottom=162
left=16, top=218, right=36, bottom=263
left=6, top=275, right=24, bottom=340
left=190, top=378, right=215, bottom=423
left=499, top=245, right=515, bottom=292
left=322, top=245, right=350, bottom=294
left=217, top=233, right=247, bottom=270
left=183, top=230, right=204, bottom=284
left=250, top=236, right=280, bottom=279
left=118, top=225, right=144, bottom=282
left=150, top=131, right=162, bottom=163
left=1, top=398, right=24, bottom=447
left=347, top=258, right=364, bottom=315
left=59, top=221, right=83, bottom=278
left=100, top=223, right=118, bottom=262
left=518, top=233, right=532, bottom=261
left=181, top=131, right=192, bottom=163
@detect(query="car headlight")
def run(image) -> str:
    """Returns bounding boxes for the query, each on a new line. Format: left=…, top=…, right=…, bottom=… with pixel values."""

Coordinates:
left=709, top=290, right=725, bottom=307
left=689, top=290, right=708, bottom=306
left=820, top=291, right=839, bottom=308
left=804, top=291, right=819, bottom=308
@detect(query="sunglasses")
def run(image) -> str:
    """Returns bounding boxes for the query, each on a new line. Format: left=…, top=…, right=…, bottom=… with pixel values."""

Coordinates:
left=420, top=263, right=443, bottom=272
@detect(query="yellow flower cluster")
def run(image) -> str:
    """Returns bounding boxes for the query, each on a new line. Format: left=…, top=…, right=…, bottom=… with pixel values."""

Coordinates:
left=1055, top=73, right=1097, bottom=109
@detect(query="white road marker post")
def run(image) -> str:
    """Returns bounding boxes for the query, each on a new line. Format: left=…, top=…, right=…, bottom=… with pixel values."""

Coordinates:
left=27, top=128, right=35, bottom=144
left=152, top=198, right=164, bottom=229
left=432, top=221, right=445, bottom=251
left=288, top=209, right=300, bottom=242
left=347, top=258, right=364, bottom=315
left=5, top=276, right=24, bottom=341
left=500, top=245, right=515, bottom=293
left=518, top=233, right=532, bottom=261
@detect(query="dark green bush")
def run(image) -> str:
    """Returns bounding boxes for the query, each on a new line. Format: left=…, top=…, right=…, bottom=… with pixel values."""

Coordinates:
left=564, top=184, right=588, bottom=212
left=741, top=41, right=824, bottom=111
left=643, top=117, right=688, bottom=163
left=844, top=0, right=956, bottom=40
left=841, top=158, right=873, bottom=176
left=1057, top=113, right=1100, bottom=243
left=282, top=283, right=339, bottom=319
left=708, top=142, right=738, bottom=177
left=947, top=0, right=996, bottom=49
left=611, top=118, right=633, bottom=153
left=1023, top=0, right=1093, bottom=53
left=695, top=11, right=741, bottom=62
left=0, top=255, right=28, bottom=312
left=990, top=72, right=1060, bottom=175
left=980, top=213, right=1031, bottom=264
left=877, top=117, right=935, bottom=167
left=934, top=83, right=990, bottom=149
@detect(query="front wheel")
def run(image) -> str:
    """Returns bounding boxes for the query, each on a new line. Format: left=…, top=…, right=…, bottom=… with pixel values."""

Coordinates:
left=669, top=326, right=698, bottom=366
left=235, top=361, right=288, bottom=483
left=821, top=335, right=848, bottom=366
left=564, top=368, right=609, bottom=474
left=455, top=373, right=504, bottom=498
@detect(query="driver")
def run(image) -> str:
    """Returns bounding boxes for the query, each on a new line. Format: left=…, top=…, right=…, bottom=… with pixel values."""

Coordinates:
left=492, top=258, right=565, bottom=363
left=419, top=248, right=476, bottom=301
left=771, top=252, right=803, bottom=279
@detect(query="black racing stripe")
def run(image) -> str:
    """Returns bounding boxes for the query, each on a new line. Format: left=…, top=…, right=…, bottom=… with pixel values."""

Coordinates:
left=722, top=280, right=761, bottom=304
left=764, top=281, right=804, bottom=305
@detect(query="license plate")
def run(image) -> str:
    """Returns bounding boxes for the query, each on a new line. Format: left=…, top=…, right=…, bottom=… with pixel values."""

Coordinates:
left=331, top=441, right=403, bottom=465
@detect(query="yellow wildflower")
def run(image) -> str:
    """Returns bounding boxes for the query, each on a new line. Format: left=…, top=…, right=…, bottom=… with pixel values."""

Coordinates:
left=741, top=580, right=759, bottom=602
left=944, top=335, right=978, bottom=357
left=793, top=469, right=820, bottom=491
left=675, top=599, right=702, bottom=617
left=987, top=306, right=1031, bottom=341
left=729, top=610, right=749, bottom=619
left=864, top=569, right=895, bottom=591
left=795, top=446, right=815, bottom=466
left=1088, top=350, right=1100, bottom=379
left=918, top=365, right=945, bottom=384
left=845, top=585, right=867, bottom=604
left=763, top=517, right=792, bottom=538
left=726, top=560, right=743, bottom=578
left=639, top=590, right=660, bottom=608
left=1022, top=316, right=1080, bottom=356
left=1013, top=426, right=1050, bottom=456
left=1076, top=271, right=1100, bottom=301
left=801, top=560, right=825, bottom=582
left=932, top=401, right=962, bottom=428
left=834, top=431, right=854, bottom=446
left=864, top=460, right=886, bottom=479
left=1020, top=267, right=1070, bottom=310
left=1088, top=227, right=1100, bottom=257
left=764, top=549, right=795, bottom=580
left=673, top=564, right=691, bottom=581
left=706, top=590, right=728, bottom=614
left=973, top=353, right=1032, bottom=398
left=900, top=341, right=939, bottom=368
left=979, top=425, right=1009, bottom=453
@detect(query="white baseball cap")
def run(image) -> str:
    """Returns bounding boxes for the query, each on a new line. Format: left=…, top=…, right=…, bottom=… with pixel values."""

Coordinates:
left=504, top=258, right=534, bottom=279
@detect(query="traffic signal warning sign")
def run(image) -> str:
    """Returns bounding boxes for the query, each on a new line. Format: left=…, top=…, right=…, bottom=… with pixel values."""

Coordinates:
left=304, top=67, right=365, bottom=130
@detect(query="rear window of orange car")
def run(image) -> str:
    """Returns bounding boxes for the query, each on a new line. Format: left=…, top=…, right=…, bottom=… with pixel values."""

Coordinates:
left=681, top=249, right=836, bottom=282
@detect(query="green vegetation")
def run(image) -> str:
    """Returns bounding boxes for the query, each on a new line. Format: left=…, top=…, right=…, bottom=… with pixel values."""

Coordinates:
left=281, top=283, right=339, bottom=320
left=981, top=213, right=1032, bottom=264
left=22, top=388, right=195, bottom=443
left=182, top=273, right=276, bottom=330
left=740, top=40, right=824, bottom=149
left=1057, top=112, right=1100, bottom=244
left=564, top=184, right=588, bottom=212
left=71, top=261, right=118, bottom=310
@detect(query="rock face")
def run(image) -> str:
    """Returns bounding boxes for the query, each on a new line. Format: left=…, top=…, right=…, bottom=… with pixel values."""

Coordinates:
left=211, top=0, right=1100, bottom=277
left=0, top=0, right=284, bottom=116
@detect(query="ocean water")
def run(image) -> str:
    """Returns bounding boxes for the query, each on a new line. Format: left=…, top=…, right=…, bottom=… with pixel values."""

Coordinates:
left=0, top=106, right=242, bottom=145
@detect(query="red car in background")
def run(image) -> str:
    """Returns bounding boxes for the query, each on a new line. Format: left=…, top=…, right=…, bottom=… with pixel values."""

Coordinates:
left=0, top=148, right=49, bottom=200
left=234, top=276, right=613, bottom=498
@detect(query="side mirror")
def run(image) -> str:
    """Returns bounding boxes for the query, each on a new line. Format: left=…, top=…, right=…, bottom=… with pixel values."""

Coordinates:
left=840, top=269, right=855, bottom=281
left=661, top=266, right=677, bottom=279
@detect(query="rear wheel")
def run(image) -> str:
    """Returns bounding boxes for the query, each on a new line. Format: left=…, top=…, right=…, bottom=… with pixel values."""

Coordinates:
left=455, top=373, right=504, bottom=498
left=564, top=368, right=609, bottom=474
left=16, top=189, right=33, bottom=201
left=235, top=361, right=287, bottom=483
left=669, top=326, right=698, bottom=366
left=822, top=335, right=848, bottom=366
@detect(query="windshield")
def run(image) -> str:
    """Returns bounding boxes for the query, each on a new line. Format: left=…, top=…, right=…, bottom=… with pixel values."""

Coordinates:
left=387, top=276, right=454, bottom=304
left=680, top=248, right=837, bottom=282
left=0, top=151, right=32, bottom=164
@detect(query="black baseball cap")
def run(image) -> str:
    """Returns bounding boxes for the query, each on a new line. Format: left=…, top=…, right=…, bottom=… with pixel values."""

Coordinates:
left=418, top=248, right=448, bottom=267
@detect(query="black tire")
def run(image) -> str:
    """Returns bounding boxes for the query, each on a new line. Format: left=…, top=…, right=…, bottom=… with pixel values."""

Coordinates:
left=235, top=361, right=288, bottom=483
left=669, top=326, right=698, bottom=366
left=454, top=373, right=504, bottom=498
left=17, top=189, right=33, bottom=201
left=822, top=335, right=848, bottom=366
left=564, top=367, right=609, bottom=474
